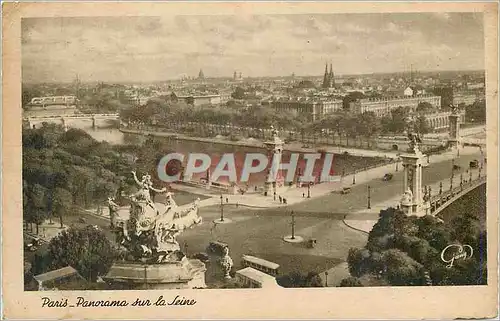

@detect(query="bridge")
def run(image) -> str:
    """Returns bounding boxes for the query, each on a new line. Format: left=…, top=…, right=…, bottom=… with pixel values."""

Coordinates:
left=430, top=173, right=486, bottom=216
left=23, top=114, right=120, bottom=130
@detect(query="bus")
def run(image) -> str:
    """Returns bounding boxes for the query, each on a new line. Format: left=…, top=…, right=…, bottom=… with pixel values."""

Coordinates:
left=241, top=255, right=280, bottom=276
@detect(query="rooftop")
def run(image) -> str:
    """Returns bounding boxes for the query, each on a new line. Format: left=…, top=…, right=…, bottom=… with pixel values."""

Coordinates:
left=33, top=266, right=82, bottom=283
left=242, top=255, right=280, bottom=270
left=236, top=267, right=280, bottom=287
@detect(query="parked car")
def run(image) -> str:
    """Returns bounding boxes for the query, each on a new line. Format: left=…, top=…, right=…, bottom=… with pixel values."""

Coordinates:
left=453, top=164, right=462, bottom=171
left=470, top=160, right=479, bottom=168
left=307, top=239, right=317, bottom=248
left=383, top=173, right=393, bottom=181
left=340, top=187, right=352, bottom=194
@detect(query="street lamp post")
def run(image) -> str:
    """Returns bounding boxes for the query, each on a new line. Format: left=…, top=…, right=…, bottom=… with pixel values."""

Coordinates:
left=439, top=182, right=443, bottom=195
left=220, top=195, right=224, bottom=222
left=469, top=171, right=472, bottom=183
left=290, top=211, right=296, bottom=240
left=307, top=183, right=311, bottom=198
left=367, top=185, right=371, bottom=209
left=352, top=172, right=356, bottom=185
left=451, top=159, right=455, bottom=179
left=325, top=271, right=328, bottom=287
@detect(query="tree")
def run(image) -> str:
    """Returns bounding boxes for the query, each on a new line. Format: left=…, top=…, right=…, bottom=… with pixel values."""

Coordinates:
left=416, top=115, right=430, bottom=135
left=342, top=91, right=365, bottom=110
left=416, top=102, right=433, bottom=113
left=465, top=100, right=486, bottom=123
left=382, top=249, right=424, bottom=286
left=339, top=276, right=363, bottom=287
left=276, top=271, right=324, bottom=288
left=24, top=184, right=49, bottom=234
left=390, top=107, right=408, bottom=133
left=47, top=226, right=116, bottom=282
left=304, top=271, right=324, bottom=287
left=49, top=187, right=73, bottom=228
left=432, top=87, right=453, bottom=109
left=231, top=87, right=246, bottom=99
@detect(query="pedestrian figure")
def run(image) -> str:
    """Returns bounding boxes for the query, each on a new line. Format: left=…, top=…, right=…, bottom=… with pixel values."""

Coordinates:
left=254, top=186, right=258, bottom=192
left=303, top=192, right=305, bottom=198
left=226, top=197, right=229, bottom=203
left=279, top=196, right=282, bottom=203
left=236, top=202, right=239, bottom=208
left=283, top=198, right=287, bottom=204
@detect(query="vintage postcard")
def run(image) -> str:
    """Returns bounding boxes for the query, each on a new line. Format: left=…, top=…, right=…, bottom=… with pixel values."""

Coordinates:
left=2, top=1, right=498, bottom=319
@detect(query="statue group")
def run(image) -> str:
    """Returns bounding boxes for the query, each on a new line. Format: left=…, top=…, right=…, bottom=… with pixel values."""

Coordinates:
left=404, top=114, right=423, bottom=152
left=109, top=171, right=203, bottom=264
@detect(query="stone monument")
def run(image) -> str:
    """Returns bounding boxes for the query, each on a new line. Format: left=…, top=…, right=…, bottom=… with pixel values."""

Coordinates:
left=263, top=125, right=285, bottom=196
left=400, top=115, right=430, bottom=217
left=219, top=246, right=234, bottom=279
left=103, top=171, right=206, bottom=289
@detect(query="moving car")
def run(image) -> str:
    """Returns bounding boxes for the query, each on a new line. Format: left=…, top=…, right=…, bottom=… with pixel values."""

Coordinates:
left=469, top=160, right=479, bottom=168
left=383, top=173, right=393, bottom=181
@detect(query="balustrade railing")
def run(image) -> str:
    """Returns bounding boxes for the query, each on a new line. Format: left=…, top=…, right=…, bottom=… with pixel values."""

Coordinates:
left=429, top=175, right=486, bottom=213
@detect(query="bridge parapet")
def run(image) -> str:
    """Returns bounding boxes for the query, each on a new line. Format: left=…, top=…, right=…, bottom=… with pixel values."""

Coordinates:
left=430, top=175, right=486, bottom=215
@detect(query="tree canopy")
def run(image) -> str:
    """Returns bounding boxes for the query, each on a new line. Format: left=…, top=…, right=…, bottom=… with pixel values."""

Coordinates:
left=23, top=124, right=135, bottom=231
left=343, top=206, right=487, bottom=287
left=45, top=226, right=116, bottom=282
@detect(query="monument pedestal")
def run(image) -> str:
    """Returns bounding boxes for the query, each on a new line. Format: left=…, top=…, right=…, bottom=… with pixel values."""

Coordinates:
left=103, top=257, right=207, bottom=290
left=400, top=200, right=431, bottom=217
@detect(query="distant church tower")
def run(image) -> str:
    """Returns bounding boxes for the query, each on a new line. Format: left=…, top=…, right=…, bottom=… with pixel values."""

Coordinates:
left=322, top=63, right=329, bottom=88
left=322, top=63, right=335, bottom=89
left=329, top=64, right=335, bottom=88
left=198, top=69, right=205, bottom=79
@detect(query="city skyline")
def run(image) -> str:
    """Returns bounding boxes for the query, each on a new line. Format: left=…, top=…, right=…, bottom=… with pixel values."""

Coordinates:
left=22, top=13, right=484, bottom=83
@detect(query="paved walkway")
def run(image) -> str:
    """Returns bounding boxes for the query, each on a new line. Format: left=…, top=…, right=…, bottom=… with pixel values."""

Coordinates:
left=24, top=220, right=69, bottom=243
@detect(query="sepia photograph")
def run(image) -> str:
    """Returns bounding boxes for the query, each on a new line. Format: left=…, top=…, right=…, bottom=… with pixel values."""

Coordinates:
left=3, top=2, right=498, bottom=319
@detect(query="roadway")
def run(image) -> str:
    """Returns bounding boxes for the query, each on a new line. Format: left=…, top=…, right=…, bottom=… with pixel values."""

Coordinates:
left=24, top=146, right=484, bottom=286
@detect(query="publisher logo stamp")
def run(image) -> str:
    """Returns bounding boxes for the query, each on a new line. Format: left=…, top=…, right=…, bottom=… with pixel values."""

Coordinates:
left=440, top=244, right=474, bottom=268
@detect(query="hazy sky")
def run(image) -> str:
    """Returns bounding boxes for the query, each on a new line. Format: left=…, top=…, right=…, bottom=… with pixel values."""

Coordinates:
left=22, top=13, right=484, bottom=83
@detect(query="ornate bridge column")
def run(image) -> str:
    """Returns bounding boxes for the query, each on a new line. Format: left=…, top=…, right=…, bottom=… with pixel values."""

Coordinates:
left=448, top=105, right=461, bottom=149
left=400, top=125, right=430, bottom=217
left=263, top=126, right=285, bottom=196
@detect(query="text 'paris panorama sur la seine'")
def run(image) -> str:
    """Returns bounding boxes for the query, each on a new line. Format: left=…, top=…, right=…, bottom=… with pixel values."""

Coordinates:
left=41, top=295, right=196, bottom=308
